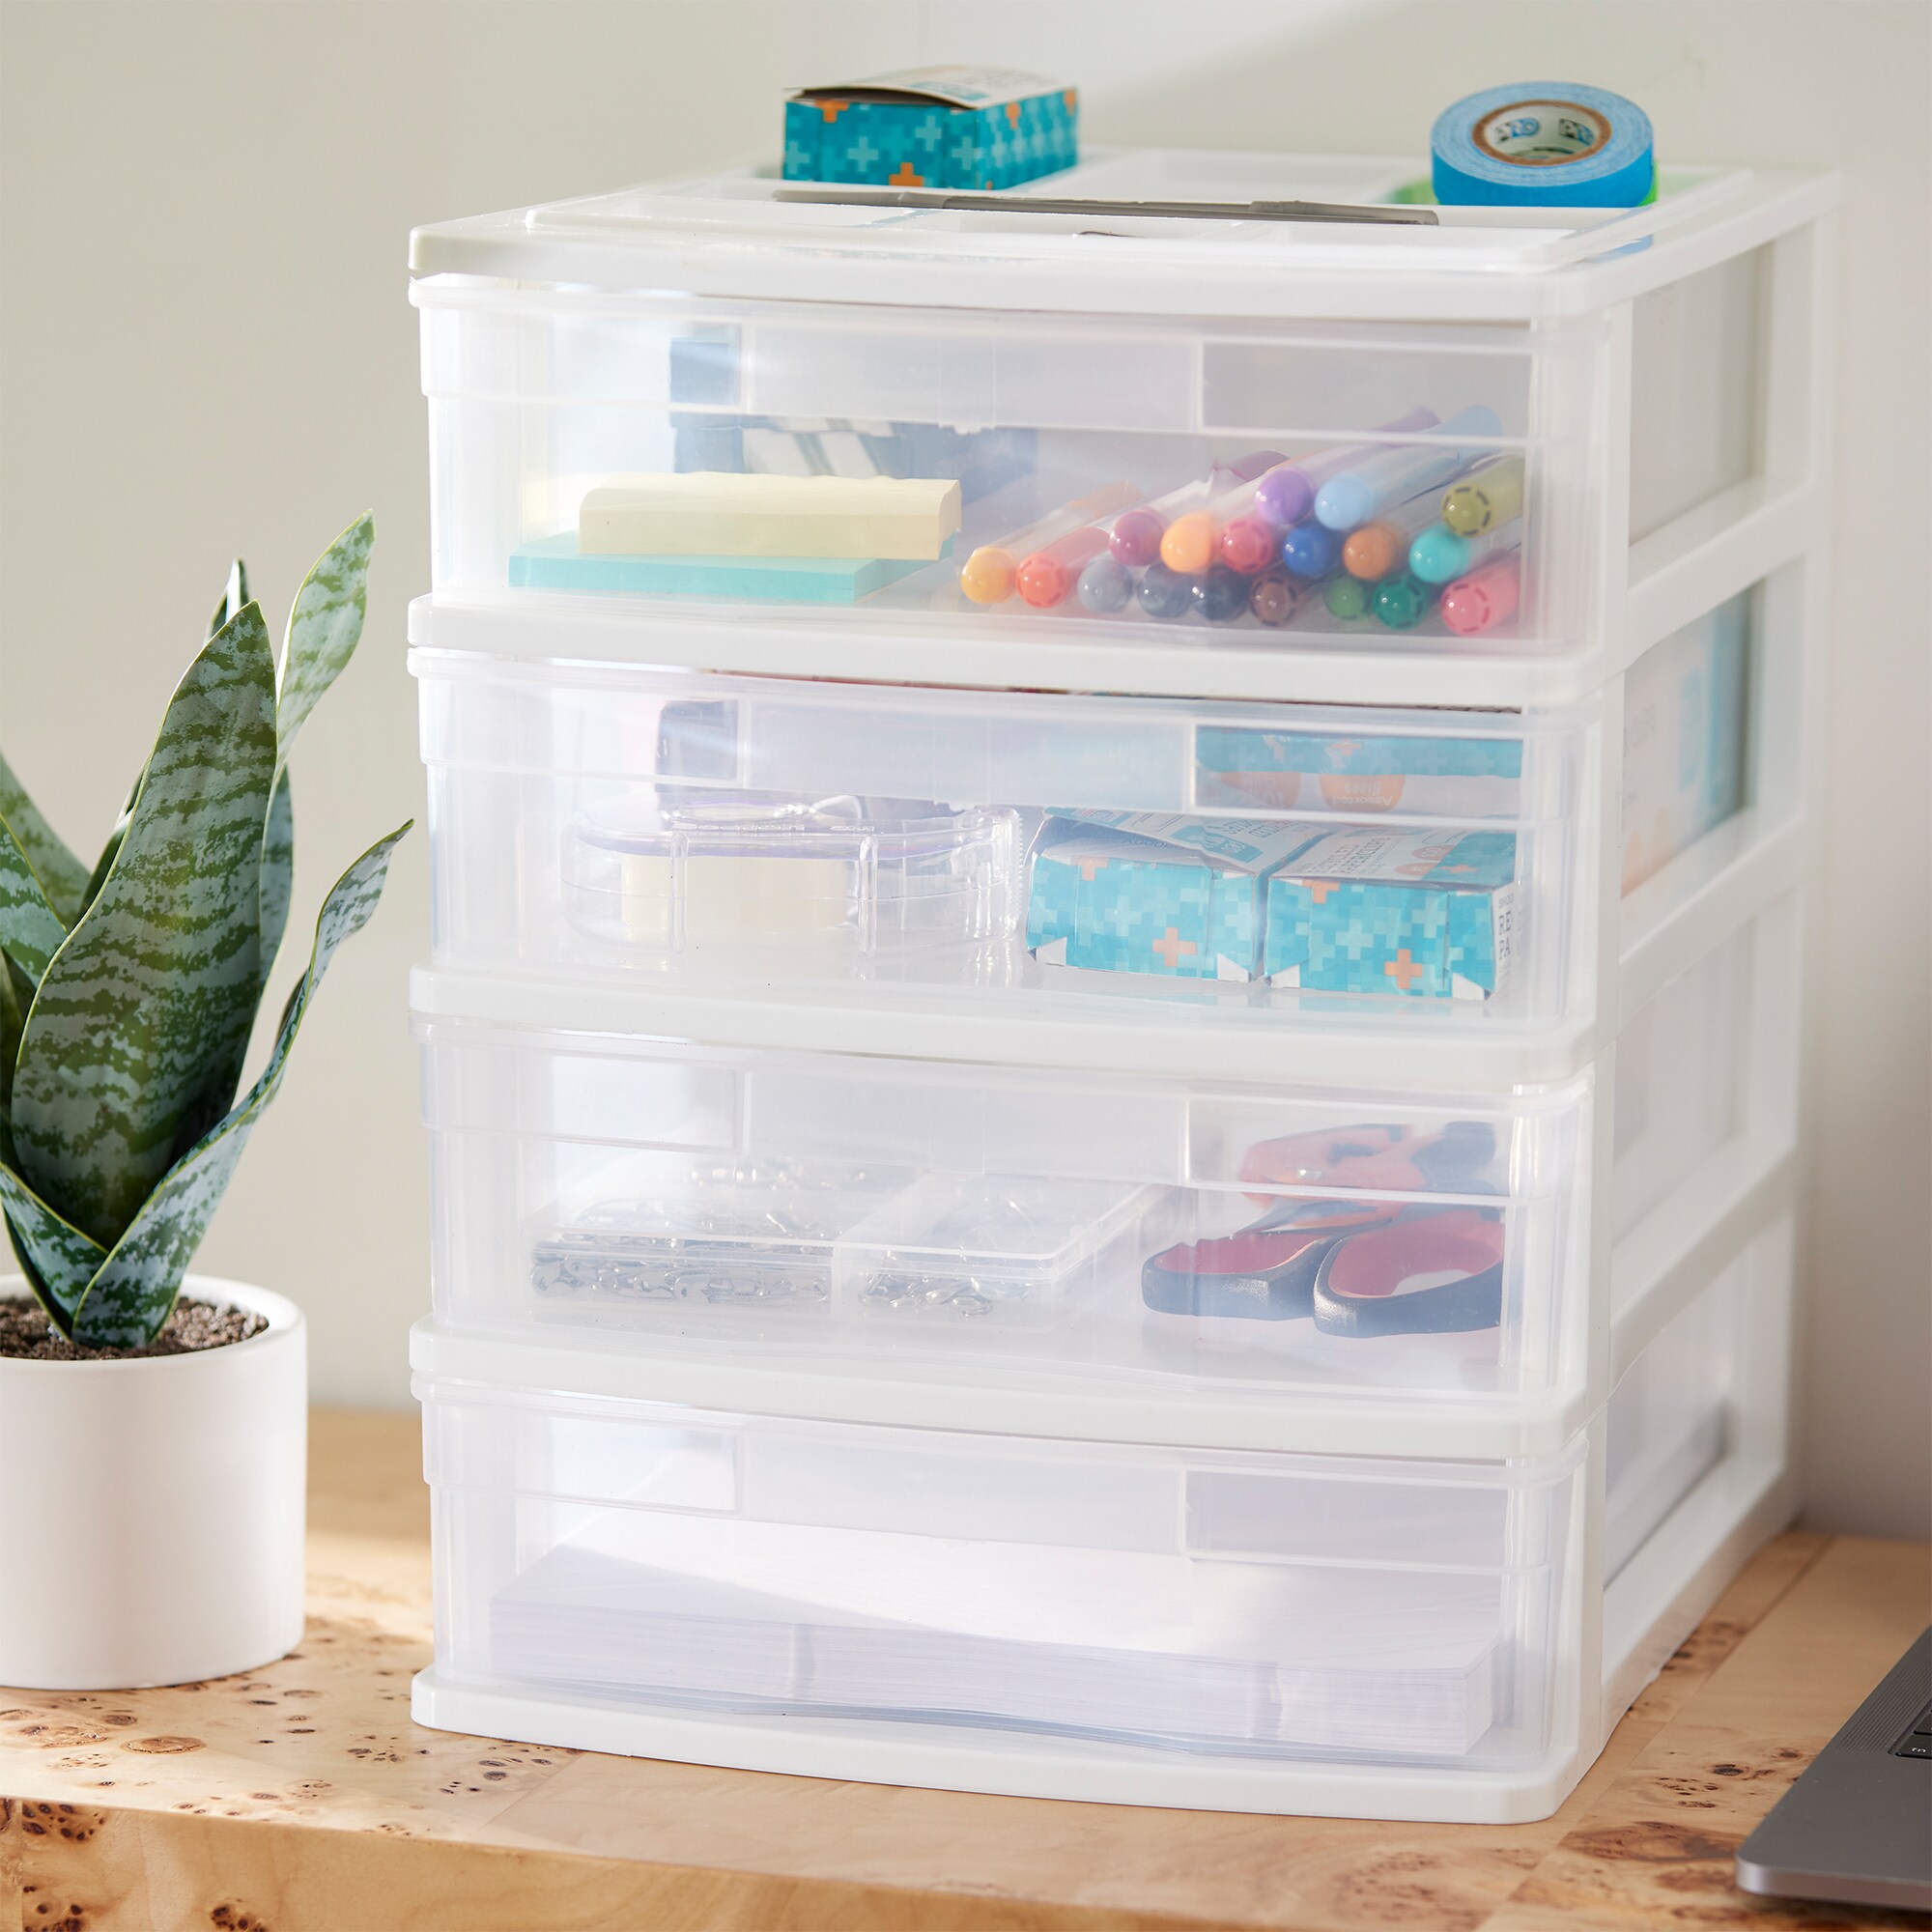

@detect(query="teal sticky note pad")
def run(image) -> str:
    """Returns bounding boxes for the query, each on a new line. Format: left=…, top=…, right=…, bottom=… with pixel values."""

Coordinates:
left=509, top=532, right=940, bottom=604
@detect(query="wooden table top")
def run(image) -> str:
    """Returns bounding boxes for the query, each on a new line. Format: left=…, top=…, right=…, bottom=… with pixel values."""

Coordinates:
left=1, top=1409, right=1926, bottom=1932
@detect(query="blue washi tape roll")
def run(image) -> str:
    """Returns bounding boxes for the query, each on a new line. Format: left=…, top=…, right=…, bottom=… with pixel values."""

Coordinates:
left=1431, top=83, right=1654, bottom=207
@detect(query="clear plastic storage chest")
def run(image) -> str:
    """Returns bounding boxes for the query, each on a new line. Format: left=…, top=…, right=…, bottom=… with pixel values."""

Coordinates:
left=407, top=145, right=1833, bottom=1821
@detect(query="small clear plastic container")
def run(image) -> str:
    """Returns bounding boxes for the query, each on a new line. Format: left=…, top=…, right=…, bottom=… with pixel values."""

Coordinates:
left=528, top=1163, right=1151, bottom=1332
left=559, top=791, right=1018, bottom=961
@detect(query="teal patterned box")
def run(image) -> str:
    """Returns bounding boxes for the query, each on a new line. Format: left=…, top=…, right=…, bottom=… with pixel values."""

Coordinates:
left=1264, top=829, right=1519, bottom=1001
left=1028, top=814, right=1321, bottom=981
left=784, top=68, right=1079, bottom=191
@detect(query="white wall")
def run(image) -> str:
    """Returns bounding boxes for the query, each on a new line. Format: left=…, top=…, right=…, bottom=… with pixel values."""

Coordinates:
left=2, top=1, right=1925, bottom=1536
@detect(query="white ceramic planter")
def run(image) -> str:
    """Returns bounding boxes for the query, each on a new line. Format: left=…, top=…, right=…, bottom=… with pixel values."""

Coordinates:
left=0, top=1273, right=306, bottom=1690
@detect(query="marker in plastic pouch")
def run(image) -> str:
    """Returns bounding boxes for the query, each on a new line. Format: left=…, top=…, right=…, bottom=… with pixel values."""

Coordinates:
left=1372, top=571, right=1437, bottom=629
left=1325, top=575, right=1373, bottom=621
left=1280, top=520, right=1344, bottom=580
left=1409, top=517, right=1521, bottom=584
left=1136, top=559, right=1195, bottom=619
left=1314, top=406, right=1503, bottom=531
left=961, top=483, right=1140, bottom=604
left=1017, top=526, right=1112, bottom=607
left=1342, top=490, right=1445, bottom=581
left=1192, top=565, right=1249, bottom=623
left=1441, top=455, right=1525, bottom=536
left=1115, top=450, right=1283, bottom=568
left=1440, top=553, right=1522, bottom=636
left=1076, top=551, right=1134, bottom=613
left=1249, top=572, right=1308, bottom=627
left=1253, top=409, right=1441, bottom=528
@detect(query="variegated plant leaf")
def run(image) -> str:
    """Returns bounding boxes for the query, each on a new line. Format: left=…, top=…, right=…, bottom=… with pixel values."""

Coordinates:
left=277, top=512, right=373, bottom=763
left=76, top=558, right=258, bottom=923
left=210, top=557, right=250, bottom=642
left=0, top=957, right=27, bottom=1123
left=0, top=745, right=87, bottom=926
left=79, top=773, right=141, bottom=920
left=259, top=766, right=295, bottom=984
left=206, top=555, right=298, bottom=986
left=1, top=1216, right=84, bottom=1338
left=0, top=812, right=70, bottom=982
left=71, top=822, right=409, bottom=1347
left=10, top=605, right=277, bottom=1249
left=0, top=1133, right=109, bottom=1335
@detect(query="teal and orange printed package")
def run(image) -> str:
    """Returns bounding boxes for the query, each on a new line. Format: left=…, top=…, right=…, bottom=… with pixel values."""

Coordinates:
left=1196, top=728, right=1525, bottom=818
left=1264, top=829, right=1519, bottom=1001
left=1028, top=814, right=1321, bottom=981
left=784, top=68, right=1079, bottom=191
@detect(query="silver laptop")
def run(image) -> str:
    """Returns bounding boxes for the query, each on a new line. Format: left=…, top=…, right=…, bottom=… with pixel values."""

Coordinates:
left=1736, top=1626, right=1931, bottom=1910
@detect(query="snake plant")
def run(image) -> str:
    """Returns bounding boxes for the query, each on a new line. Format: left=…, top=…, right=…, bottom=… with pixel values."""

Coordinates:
left=0, top=514, right=410, bottom=1348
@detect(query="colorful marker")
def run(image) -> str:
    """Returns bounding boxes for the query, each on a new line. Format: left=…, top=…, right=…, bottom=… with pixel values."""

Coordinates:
left=1191, top=565, right=1249, bottom=623
left=1325, top=575, right=1373, bottom=621
left=1017, top=526, right=1112, bottom=607
left=1249, top=572, right=1309, bottom=627
left=960, top=482, right=1140, bottom=604
left=1113, top=450, right=1283, bottom=568
left=1158, top=450, right=1291, bottom=575
left=1371, top=571, right=1436, bottom=629
left=1076, top=551, right=1134, bottom=613
left=1136, top=559, right=1194, bottom=619
left=1252, top=409, right=1441, bottom=529
left=1440, top=553, right=1522, bottom=636
left=1409, top=517, right=1521, bottom=584
left=1280, top=520, right=1344, bottom=580
left=1342, top=489, right=1446, bottom=582
left=1314, top=406, right=1502, bottom=531
left=1217, top=512, right=1280, bottom=576
left=1441, top=455, right=1525, bottom=536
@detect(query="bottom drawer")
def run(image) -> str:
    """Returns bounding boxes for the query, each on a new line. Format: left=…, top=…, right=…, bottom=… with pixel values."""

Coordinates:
left=414, top=1215, right=1794, bottom=1821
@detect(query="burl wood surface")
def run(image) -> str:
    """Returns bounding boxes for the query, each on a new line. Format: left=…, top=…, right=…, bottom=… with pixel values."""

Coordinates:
left=1, top=1410, right=1926, bottom=1931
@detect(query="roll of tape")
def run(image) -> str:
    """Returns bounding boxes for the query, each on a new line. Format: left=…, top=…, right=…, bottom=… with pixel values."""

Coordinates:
left=1431, top=83, right=1654, bottom=208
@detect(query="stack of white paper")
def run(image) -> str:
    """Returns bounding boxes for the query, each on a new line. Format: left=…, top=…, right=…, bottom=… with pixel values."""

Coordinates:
left=492, top=1511, right=1499, bottom=1756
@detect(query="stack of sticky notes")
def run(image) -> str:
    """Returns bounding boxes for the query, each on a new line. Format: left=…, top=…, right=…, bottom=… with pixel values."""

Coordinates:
left=1027, top=813, right=1322, bottom=982
left=510, top=472, right=962, bottom=604
left=1263, top=829, right=1518, bottom=1001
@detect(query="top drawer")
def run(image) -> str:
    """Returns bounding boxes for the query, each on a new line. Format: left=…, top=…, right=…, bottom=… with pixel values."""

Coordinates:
left=412, top=151, right=1834, bottom=702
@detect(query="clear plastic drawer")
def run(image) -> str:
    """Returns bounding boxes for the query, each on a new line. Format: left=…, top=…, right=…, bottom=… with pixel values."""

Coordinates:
left=415, top=999, right=1595, bottom=1422
left=419, top=1370, right=1586, bottom=1773
left=412, top=150, right=1832, bottom=688
left=416, top=656, right=1590, bottom=1039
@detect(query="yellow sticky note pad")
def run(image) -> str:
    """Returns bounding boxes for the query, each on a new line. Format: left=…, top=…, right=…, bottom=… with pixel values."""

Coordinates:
left=580, top=473, right=962, bottom=561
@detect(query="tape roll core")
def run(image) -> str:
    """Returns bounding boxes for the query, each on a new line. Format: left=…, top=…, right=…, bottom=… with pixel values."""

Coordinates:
left=1473, top=100, right=1610, bottom=167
